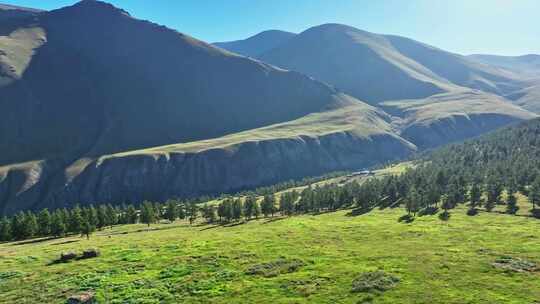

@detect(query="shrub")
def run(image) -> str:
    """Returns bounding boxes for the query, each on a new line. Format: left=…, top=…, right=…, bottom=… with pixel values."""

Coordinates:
left=81, top=248, right=100, bottom=259
left=245, top=258, right=305, bottom=277
left=351, top=271, right=399, bottom=293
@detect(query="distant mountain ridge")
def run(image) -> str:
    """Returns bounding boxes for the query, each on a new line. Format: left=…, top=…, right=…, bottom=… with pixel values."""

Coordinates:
left=213, top=30, right=296, bottom=58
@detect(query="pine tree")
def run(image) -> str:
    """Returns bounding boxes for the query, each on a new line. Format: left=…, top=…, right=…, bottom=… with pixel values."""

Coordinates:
left=469, top=182, right=482, bottom=214
left=202, top=204, right=217, bottom=223
left=529, top=176, right=540, bottom=218
left=0, top=217, right=11, bottom=242
left=81, top=219, right=96, bottom=240
left=232, top=199, right=243, bottom=221
left=187, top=202, right=198, bottom=225
left=529, top=176, right=540, bottom=210
left=126, top=205, right=138, bottom=224
left=165, top=200, right=178, bottom=222
left=405, top=187, right=420, bottom=216
left=243, top=196, right=256, bottom=220
left=69, top=206, right=84, bottom=234
left=261, top=195, right=275, bottom=217
left=97, top=205, right=108, bottom=229
left=37, top=209, right=51, bottom=236
left=140, top=201, right=156, bottom=227
left=506, top=190, right=519, bottom=215
left=106, top=204, right=117, bottom=229
left=485, top=176, right=502, bottom=212
left=50, top=212, right=66, bottom=237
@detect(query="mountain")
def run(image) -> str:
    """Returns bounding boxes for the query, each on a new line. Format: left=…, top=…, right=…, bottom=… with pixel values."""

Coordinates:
left=257, top=24, right=527, bottom=104
left=213, top=30, right=296, bottom=58
left=468, top=54, right=540, bottom=77
left=0, top=1, right=414, bottom=214
left=0, top=3, right=42, bottom=21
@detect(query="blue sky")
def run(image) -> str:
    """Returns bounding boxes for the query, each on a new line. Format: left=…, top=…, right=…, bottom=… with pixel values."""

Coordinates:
left=6, top=0, right=539, bottom=55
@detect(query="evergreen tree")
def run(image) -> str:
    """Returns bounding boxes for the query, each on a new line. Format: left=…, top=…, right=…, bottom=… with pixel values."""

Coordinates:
left=106, top=204, right=117, bottom=229
left=97, top=205, right=108, bottom=229
left=529, top=176, right=540, bottom=211
left=232, top=199, right=243, bottom=221
left=50, top=212, right=66, bottom=237
left=165, top=200, right=178, bottom=222
left=202, top=204, right=217, bottom=223
left=126, top=205, right=138, bottom=224
left=140, top=201, right=156, bottom=227
left=177, top=202, right=186, bottom=220
left=0, top=217, right=11, bottom=242
left=37, top=209, right=51, bottom=236
left=243, top=196, right=256, bottom=220
left=187, top=202, right=198, bottom=225
left=81, top=219, right=96, bottom=240
left=405, top=187, right=420, bottom=216
left=506, top=190, right=519, bottom=215
left=485, top=176, right=502, bottom=212
left=69, top=206, right=84, bottom=234
left=261, top=195, right=276, bottom=217
left=469, top=182, right=482, bottom=211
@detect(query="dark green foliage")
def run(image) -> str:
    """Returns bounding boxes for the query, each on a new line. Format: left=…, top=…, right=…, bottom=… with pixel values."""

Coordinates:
left=261, top=194, right=276, bottom=217
left=140, top=201, right=156, bottom=227
left=165, top=200, right=178, bottom=222
left=0, top=217, right=11, bottom=242
left=201, top=204, right=217, bottom=223
left=37, top=209, right=51, bottom=236
left=50, top=212, right=66, bottom=237
left=243, top=196, right=257, bottom=220
left=232, top=199, right=243, bottom=221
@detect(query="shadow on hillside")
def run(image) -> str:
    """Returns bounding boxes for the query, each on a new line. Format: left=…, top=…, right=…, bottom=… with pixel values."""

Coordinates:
left=262, top=216, right=288, bottom=224
left=345, top=208, right=372, bottom=217
left=10, top=236, right=57, bottom=246
left=50, top=239, right=80, bottom=246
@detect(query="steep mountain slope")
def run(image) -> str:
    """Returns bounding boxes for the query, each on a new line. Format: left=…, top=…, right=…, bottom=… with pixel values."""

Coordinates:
left=0, top=2, right=351, bottom=166
left=0, top=1, right=415, bottom=214
left=259, top=24, right=526, bottom=104
left=213, top=30, right=295, bottom=58
left=469, top=54, right=540, bottom=77
left=0, top=3, right=42, bottom=21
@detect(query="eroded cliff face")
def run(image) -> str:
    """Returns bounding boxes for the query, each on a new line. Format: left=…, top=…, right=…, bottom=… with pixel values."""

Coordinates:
left=0, top=131, right=414, bottom=214
left=401, top=113, right=523, bottom=149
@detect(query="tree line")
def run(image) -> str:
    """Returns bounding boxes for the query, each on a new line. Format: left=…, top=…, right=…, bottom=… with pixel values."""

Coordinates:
left=2, top=118, right=540, bottom=243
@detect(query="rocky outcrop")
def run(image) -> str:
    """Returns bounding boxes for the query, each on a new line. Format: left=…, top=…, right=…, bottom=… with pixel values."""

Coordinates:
left=0, top=131, right=414, bottom=214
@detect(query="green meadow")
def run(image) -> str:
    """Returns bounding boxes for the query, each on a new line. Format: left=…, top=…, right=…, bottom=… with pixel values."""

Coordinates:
left=1, top=201, right=538, bottom=303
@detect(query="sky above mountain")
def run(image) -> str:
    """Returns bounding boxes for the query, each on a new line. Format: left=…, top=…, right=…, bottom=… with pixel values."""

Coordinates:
left=4, top=0, right=539, bottom=56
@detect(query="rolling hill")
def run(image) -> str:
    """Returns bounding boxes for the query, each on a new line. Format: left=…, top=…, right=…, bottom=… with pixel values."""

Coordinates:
left=0, top=1, right=415, bottom=214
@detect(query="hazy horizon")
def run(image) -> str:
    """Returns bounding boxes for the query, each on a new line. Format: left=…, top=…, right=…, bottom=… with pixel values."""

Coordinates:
left=3, top=0, right=539, bottom=56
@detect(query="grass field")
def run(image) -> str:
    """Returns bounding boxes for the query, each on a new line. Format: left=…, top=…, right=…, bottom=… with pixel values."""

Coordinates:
left=1, top=200, right=539, bottom=303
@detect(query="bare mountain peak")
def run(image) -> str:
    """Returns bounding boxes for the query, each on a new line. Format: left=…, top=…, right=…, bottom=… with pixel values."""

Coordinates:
left=54, top=0, right=130, bottom=17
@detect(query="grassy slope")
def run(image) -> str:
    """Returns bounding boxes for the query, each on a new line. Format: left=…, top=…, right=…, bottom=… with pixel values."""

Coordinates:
left=1, top=206, right=538, bottom=303
left=381, top=90, right=536, bottom=127
left=101, top=99, right=396, bottom=159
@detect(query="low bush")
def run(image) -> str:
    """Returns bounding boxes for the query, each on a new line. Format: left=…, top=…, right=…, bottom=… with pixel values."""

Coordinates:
left=351, top=271, right=399, bottom=293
